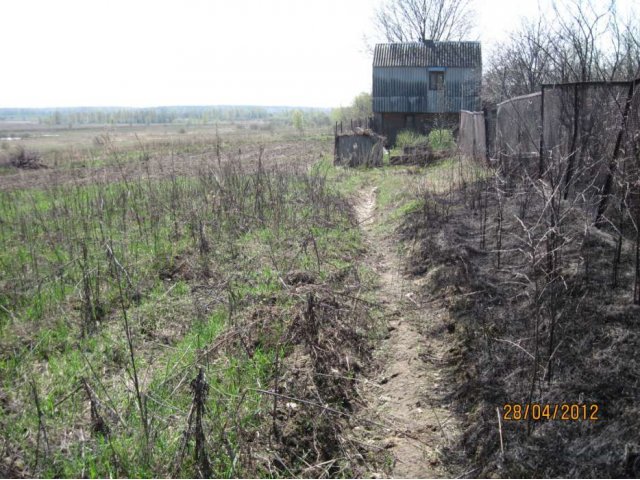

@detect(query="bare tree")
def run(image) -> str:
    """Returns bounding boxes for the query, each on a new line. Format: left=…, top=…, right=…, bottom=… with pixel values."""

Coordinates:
left=372, top=0, right=475, bottom=43
left=615, top=14, right=640, bottom=80
left=545, top=0, right=615, bottom=82
left=484, top=19, right=554, bottom=103
left=533, top=0, right=639, bottom=82
left=484, top=0, right=640, bottom=104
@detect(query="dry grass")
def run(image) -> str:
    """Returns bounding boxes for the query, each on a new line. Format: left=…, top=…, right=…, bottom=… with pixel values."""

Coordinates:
left=399, top=153, right=640, bottom=477
left=0, top=125, right=380, bottom=478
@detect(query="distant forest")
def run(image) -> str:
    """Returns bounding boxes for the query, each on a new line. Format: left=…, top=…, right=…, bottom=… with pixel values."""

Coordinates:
left=0, top=105, right=333, bottom=127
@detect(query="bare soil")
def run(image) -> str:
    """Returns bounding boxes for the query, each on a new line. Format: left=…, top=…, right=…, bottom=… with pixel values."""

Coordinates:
left=353, top=187, right=462, bottom=478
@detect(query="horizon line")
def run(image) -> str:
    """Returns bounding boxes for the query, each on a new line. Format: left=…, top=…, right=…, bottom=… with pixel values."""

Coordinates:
left=0, top=104, right=335, bottom=111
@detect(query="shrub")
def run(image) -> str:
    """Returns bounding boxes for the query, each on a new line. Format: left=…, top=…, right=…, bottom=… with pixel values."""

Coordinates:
left=395, top=130, right=429, bottom=149
left=395, top=129, right=455, bottom=151
left=93, top=133, right=111, bottom=146
left=9, top=146, right=44, bottom=169
left=428, top=129, right=454, bottom=150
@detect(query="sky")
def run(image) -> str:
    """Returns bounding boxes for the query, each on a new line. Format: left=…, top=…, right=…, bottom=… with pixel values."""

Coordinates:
left=0, top=0, right=634, bottom=109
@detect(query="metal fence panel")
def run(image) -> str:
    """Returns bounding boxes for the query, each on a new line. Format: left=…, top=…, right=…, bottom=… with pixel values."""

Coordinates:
left=459, top=110, right=486, bottom=161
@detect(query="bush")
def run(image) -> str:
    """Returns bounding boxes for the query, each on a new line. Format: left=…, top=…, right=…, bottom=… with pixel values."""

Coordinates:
left=395, top=129, right=455, bottom=151
left=93, top=133, right=111, bottom=146
left=9, top=146, right=44, bottom=169
left=428, top=129, right=454, bottom=151
left=395, top=130, right=429, bottom=149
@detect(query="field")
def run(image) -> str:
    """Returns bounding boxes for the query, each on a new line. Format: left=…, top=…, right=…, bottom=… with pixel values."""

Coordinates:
left=1, top=120, right=638, bottom=478
left=0, top=123, right=328, bottom=190
left=0, top=121, right=383, bottom=477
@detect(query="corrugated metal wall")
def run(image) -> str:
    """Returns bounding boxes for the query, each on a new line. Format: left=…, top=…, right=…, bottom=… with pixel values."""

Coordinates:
left=373, top=66, right=481, bottom=113
left=334, top=134, right=384, bottom=167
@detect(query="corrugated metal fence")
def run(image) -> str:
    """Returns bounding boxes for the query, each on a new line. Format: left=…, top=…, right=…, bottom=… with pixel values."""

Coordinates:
left=458, top=110, right=486, bottom=161
left=334, top=118, right=385, bottom=168
left=458, top=79, right=640, bottom=181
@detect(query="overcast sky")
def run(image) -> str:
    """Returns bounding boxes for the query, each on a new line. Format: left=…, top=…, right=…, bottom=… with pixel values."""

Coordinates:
left=0, top=0, right=634, bottom=108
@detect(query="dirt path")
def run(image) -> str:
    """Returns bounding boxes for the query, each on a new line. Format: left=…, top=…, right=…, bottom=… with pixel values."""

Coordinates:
left=354, top=187, right=461, bottom=478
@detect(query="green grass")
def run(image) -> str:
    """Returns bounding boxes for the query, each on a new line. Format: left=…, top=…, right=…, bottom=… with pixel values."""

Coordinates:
left=322, top=156, right=429, bottom=233
left=389, top=128, right=455, bottom=155
left=321, top=152, right=490, bottom=238
left=0, top=154, right=365, bottom=477
left=0, top=122, right=332, bottom=174
left=428, top=129, right=455, bottom=150
left=395, top=130, right=429, bottom=150
left=1, top=131, right=488, bottom=477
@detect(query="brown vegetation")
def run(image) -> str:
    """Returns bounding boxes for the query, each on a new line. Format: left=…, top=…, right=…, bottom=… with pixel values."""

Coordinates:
left=400, top=148, right=640, bottom=476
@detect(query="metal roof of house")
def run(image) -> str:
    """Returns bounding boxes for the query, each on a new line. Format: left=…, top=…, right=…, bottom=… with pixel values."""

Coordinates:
left=373, top=41, right=481, bottom=68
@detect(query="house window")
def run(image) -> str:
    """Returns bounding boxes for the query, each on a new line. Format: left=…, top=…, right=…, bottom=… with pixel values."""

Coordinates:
left=429, top=71, right=445, bottom=91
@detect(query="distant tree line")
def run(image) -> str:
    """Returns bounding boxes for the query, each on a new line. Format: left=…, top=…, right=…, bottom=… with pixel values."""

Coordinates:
left=0, top=105, right=333, bottom=128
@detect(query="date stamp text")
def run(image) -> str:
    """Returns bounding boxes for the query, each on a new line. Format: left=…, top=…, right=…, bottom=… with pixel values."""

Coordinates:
left=502, top=403, right=600, bottom=421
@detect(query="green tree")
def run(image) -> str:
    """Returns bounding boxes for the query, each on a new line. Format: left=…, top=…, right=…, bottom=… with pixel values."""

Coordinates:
left=331, top=92, right=372, bottom=123
left=292, top=110, right=304, bottom=133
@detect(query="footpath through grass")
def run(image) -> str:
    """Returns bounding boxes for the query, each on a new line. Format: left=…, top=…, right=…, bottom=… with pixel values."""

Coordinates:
left=0, top=145, right=477, bottom=478
left=314, top=154, right=483, bottom=234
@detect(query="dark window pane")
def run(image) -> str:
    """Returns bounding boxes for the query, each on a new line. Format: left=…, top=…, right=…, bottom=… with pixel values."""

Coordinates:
left=430, top=71, right=444, bottom=91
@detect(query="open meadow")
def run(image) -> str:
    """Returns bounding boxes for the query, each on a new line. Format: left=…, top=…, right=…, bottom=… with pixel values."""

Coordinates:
left=0, top=122, right=387, bottom=477
left=2, top=120, right=639, bottom=478
left=0, top=122, right=329, bottom=189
